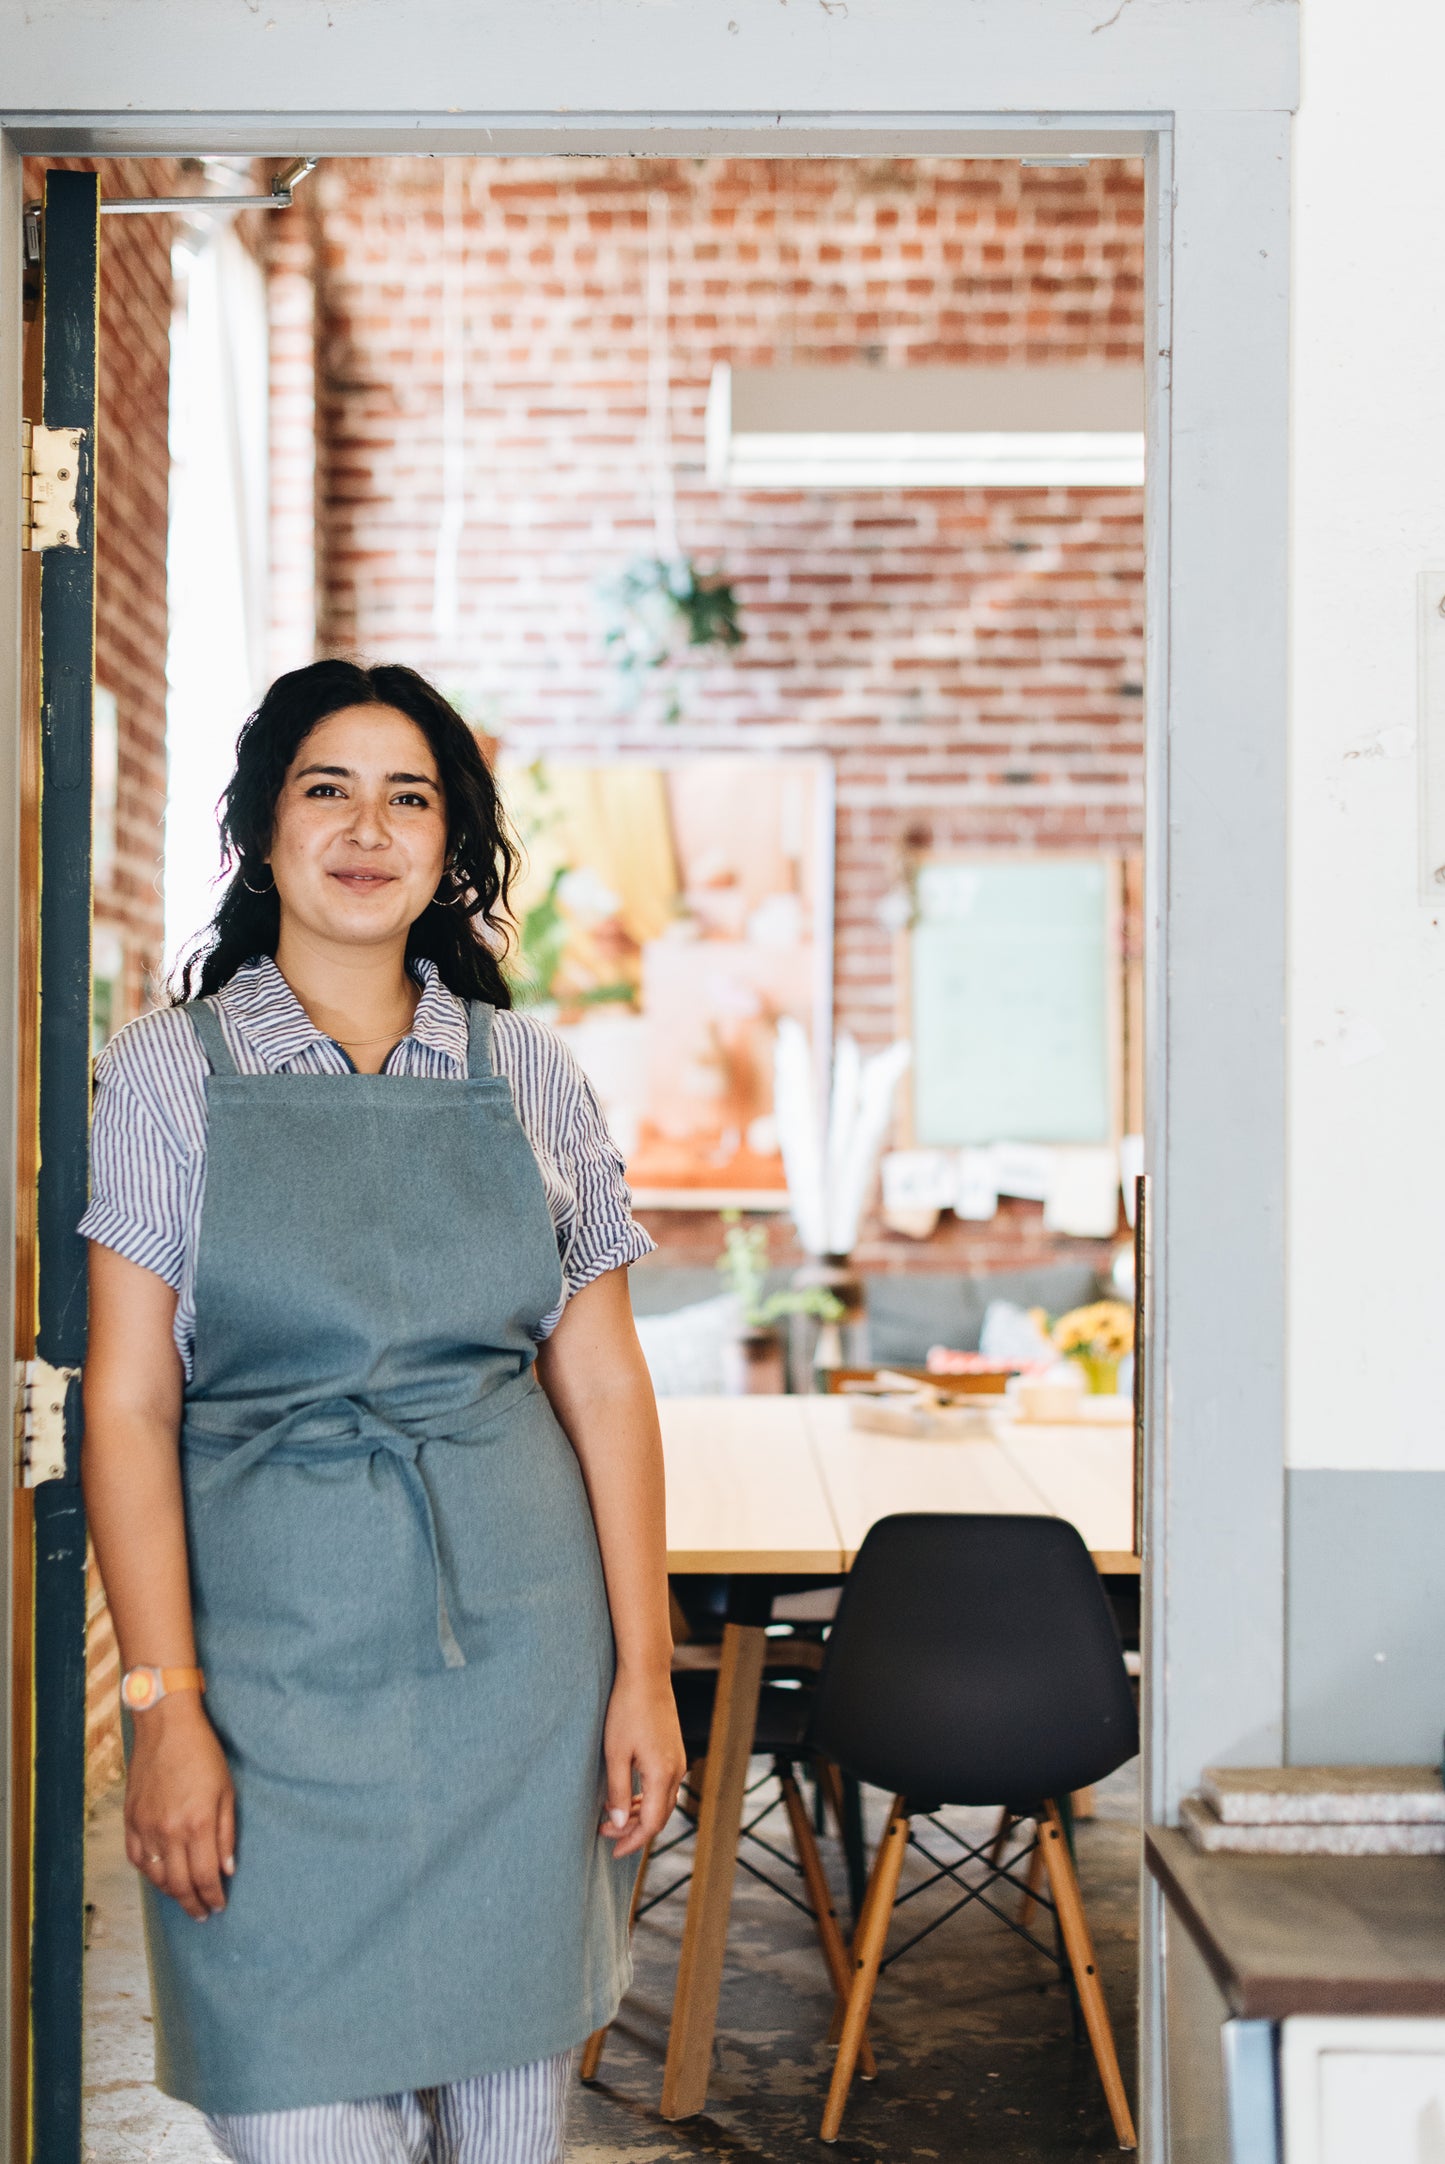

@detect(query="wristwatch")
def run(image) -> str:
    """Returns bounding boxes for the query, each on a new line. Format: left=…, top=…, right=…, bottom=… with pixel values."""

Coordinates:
left=120, top=1665, right=206, bottom=1713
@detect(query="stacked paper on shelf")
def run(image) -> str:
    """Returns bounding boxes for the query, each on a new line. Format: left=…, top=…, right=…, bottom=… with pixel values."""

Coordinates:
left=1180, top=1765, right=1445, bottom=1855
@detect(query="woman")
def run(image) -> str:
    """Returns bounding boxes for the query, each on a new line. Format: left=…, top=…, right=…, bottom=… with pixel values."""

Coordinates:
left=81, top=659, right=686, bottom=2163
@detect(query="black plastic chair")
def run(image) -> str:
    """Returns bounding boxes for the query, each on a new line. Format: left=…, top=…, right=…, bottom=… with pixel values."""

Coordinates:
left=805, top=1513, right=1139, bottom=2149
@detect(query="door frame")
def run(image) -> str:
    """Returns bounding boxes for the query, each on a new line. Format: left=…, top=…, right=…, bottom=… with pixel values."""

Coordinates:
left=0, top=58, right=1295, bottom=2164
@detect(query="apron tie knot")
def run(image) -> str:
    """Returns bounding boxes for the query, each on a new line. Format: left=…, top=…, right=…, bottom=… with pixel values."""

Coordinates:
left=185, top=1395, right=469, bottom=1670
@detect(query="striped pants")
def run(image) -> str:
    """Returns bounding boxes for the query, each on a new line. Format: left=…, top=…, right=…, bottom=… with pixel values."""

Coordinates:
left=204, top=2052, right=573, bottom=2164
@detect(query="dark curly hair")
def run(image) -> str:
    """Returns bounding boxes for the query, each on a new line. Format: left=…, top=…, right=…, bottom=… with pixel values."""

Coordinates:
left=174, top=658, right=517, bottom=1008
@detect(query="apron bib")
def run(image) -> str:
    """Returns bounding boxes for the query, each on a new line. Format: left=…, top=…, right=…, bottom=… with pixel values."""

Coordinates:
left=139, top=997, right=634, bottom=2116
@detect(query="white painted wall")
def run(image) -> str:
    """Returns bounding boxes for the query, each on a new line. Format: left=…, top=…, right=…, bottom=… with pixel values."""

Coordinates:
left=1288, top=0, right=1445, bottom=1473
left=0, top=7, right=1305, bottom=2151
left=0, top=0, right=1295, bottom=131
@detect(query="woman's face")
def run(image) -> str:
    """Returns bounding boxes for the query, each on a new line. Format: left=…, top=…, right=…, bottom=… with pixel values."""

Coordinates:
left=268, top=705, right=449, bottom=952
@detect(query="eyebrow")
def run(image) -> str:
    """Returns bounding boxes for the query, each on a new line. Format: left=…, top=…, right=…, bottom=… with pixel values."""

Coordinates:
left=295, top=763, right=440, bottom=787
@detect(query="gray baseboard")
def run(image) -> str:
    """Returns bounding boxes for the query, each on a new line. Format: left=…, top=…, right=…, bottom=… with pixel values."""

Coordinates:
left=1287, top=1470, right=1445, bottom=1764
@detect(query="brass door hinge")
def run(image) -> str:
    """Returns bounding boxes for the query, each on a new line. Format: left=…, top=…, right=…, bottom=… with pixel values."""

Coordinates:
left=13, top=1358, right=79, bottom=1486
left=21, top=418, right=84, bottom=552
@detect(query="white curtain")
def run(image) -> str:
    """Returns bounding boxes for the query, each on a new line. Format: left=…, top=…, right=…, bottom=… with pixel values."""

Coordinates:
left=164, top=225, right=270, bottom=979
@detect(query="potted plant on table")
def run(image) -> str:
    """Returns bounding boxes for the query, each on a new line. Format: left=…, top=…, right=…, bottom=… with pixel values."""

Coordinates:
left=1049, top=1300, right=1135, bottom=1396
left=717, top=1213, right=843, bottom=1395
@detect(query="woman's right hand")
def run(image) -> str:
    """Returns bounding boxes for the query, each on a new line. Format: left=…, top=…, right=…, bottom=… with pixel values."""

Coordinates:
left=125, top=1696, right=236, bottom=1921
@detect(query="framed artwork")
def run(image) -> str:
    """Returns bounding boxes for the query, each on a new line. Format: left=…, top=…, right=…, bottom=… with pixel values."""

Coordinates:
left=903, top=855, right=1123, bottom=1147
left=500, top=754, right=834, bottom=1206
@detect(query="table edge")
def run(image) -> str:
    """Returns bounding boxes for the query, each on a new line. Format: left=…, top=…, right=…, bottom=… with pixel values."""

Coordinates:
left=666, top=1548, right=846, bottom=1574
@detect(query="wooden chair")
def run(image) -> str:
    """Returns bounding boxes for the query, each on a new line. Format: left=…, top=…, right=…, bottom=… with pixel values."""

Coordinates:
left=803, top=1513, right=1139, bottom=2149
left=578, top=1653, right=869, bottom=2087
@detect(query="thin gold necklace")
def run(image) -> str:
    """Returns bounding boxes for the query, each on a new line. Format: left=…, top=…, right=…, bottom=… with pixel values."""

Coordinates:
left=330, top=998, right=420, bottom=1050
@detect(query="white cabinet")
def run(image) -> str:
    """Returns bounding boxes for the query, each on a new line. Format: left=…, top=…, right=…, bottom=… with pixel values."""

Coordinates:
left=1282, top=2018, right=1445, bottom=2164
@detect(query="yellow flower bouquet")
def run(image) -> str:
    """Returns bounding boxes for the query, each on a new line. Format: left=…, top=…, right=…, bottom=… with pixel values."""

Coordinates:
left=1050, top=1300, right=1134, bottom=1395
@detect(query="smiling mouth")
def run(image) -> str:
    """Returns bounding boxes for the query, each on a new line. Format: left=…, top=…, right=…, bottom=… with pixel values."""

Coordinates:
left=330, top=870, right=396, bottom=889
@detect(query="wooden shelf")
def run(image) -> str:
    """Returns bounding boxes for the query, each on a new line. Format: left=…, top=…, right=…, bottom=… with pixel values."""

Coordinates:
left=1148, top=1826, right=1445, bottom=2019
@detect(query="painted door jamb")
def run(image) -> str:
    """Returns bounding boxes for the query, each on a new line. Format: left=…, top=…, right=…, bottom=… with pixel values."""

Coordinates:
left=0, top=104, right=1292, bottom=2164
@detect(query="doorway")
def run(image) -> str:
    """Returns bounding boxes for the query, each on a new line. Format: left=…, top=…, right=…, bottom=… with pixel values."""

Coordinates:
left=99, top=146, right=1145, bottom=2162
left=0, top=88, right=1289, bottom=2164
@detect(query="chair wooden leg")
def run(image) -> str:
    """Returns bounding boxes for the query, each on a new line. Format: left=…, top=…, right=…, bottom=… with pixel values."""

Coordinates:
left=825, top=1783, right=891, bottom=2048
left=989, top=1807, right=1015, bottom=1867
left=827, top=1821, right=879, bottom=2047
left=661, top=1622, right=767, bottom=2120
left=816, top=1758, right=847, bottom=1839
left=838, top=1772, right=868, bottom=1925
left=1071, top=1784, right=1097, bottom=1820
left=824, top=1784, right=905, bottom=2045
left=1039, top=1801, right=1137, bottom=2151
left=1018, top=1829, right=1047, bottom=1929
left=578, top=1832, right=655, bottom=2083
left=820, top=1798, right=909, bottom=2144
left=778, top=1768, right=875, bottom=2081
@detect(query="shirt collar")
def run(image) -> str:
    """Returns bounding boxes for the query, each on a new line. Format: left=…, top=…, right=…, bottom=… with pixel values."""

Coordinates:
left=409, top=957, right=470, bottom=1064
left=218, top=954, right=470, bottom=1072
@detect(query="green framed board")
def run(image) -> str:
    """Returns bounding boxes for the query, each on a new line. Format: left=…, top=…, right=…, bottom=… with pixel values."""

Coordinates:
left=908, top=856, right=1119, bottom=1146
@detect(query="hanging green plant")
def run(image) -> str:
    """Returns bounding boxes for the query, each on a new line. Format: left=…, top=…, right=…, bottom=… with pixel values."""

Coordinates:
left=600, top=554, right=745, bottom=719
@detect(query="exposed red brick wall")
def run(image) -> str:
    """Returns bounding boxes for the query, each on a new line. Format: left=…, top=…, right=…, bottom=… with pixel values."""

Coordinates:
left=639, top=1192, right=1121, bottom=1282
left=28, top=157, right=178, bottom=1022
left=93, top=170, right=174, bottom=1028
left=91, top=165, right=178, bottom=1800
left=27, top=157, right=180, bottom=1796
left=306, top=154, right=1144, bottom=1276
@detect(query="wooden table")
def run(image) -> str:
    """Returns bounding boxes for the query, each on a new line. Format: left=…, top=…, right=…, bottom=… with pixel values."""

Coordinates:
left=655, top=1393, right=1137, bottom=2118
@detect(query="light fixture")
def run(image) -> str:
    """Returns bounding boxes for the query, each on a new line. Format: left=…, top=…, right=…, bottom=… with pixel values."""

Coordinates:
left=705, top=364, right=1144, bottom=491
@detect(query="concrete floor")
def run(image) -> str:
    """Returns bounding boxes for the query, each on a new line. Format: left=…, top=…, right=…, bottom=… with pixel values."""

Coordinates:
left=85, top=1766, right=1140, bottom=2162
left=84, top=1791, right=221, bottom=2162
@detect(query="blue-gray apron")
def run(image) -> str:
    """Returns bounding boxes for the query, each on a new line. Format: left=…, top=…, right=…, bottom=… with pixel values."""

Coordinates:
left=139, top=997, right=633, bottom=2117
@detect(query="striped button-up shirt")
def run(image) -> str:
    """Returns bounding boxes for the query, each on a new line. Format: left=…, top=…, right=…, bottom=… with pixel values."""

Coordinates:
left=79, top=954, right=654, bottom=1376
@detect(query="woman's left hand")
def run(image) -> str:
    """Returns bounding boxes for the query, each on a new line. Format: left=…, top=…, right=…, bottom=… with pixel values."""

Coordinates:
left=601, top=1665, right=687, bottom=1859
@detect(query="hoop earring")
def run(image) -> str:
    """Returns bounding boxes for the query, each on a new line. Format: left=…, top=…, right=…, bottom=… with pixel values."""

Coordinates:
left=435, top=857, right=472, bottom=910
left=242, top=866, right=275, bottom=896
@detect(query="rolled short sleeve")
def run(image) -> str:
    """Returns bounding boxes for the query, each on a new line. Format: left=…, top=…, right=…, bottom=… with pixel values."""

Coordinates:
left=491, top=1011, right=656, bottom=1334
left=78, top=1020, right=204, bottom=1292
left=552, top=1059, right=657, bottom=1302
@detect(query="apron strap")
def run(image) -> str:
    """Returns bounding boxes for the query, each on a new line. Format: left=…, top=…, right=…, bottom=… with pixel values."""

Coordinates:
left=466, top=1001, right=496, bottom=1080
left=184, top=998, right=238, bottom=1077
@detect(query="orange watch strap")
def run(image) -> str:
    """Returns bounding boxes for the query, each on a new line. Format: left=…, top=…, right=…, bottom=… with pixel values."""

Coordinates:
left=121, top=1664, right=207, bottom=1712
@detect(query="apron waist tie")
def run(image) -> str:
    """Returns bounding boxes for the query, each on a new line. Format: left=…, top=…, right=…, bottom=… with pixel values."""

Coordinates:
left=181, top=1392, right=537, bottom=1671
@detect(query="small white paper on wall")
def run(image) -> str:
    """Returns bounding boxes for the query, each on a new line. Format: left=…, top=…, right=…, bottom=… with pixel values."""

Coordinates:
left=1119, top=1133, right=1144, bottom=1226
left=990, top=1142, right=1055, bottom=1203
left=954, top=1148, right=1000, bottom=1222
left=880, top=1148, right=956, bottom=1211
left=1043, top=1146, right=1121, bottom=1238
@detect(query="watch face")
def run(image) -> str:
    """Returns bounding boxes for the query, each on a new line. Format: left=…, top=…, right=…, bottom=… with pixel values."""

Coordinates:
left=122, top=1668, right=159, bottom=1711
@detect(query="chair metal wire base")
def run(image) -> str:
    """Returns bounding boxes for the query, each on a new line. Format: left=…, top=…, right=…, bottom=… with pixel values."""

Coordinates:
left=883, top=1815, right=1062, bottom=1972
left=635, top=1758, right=830, bottom=1926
